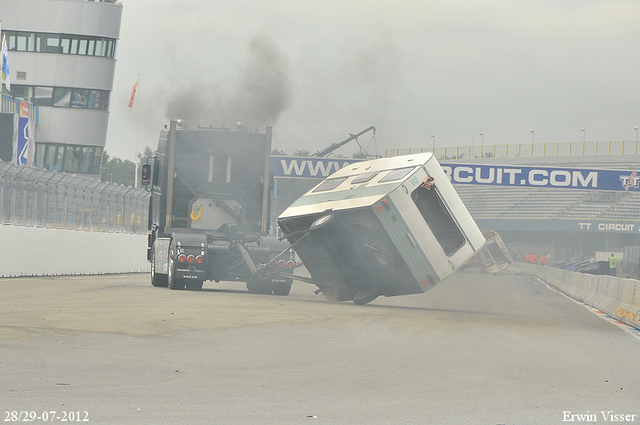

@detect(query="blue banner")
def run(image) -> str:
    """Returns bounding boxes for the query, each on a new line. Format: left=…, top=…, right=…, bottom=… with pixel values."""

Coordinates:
left=15, top=101, right=34, bottom=166
left=271, top=156, right=639, bottom=192
left=440, top=163, right=639, bottom=192
left=271, top=156, right=361, bottom=179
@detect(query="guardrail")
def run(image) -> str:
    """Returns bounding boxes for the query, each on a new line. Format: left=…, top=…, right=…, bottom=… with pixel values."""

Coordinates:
left=510, top=262, right=640, bottom=331
left=385, top=140, right=639, bottom=159
left=0, top=161, right=149, bottom=234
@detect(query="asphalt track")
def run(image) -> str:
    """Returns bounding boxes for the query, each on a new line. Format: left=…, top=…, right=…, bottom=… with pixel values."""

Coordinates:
left=1, top=267, right=639, bottom=425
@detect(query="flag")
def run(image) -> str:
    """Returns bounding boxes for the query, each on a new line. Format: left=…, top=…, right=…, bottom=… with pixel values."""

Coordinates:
left=128, top=77, right=139, bottom=108
left=1, top=34, right=10, bottom=91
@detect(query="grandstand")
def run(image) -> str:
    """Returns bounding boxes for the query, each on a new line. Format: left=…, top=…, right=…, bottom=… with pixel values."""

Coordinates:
left=455, top=186, right=639, bottom=221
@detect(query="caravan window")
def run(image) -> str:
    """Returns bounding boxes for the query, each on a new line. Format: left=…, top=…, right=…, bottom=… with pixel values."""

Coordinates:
left=351, top=172, right=378, bottom=184
left=312, top=177, right=348, bottom=193
left=379, top=167, right=414, bottom=183
left=411, top=186, right=465, bottom=256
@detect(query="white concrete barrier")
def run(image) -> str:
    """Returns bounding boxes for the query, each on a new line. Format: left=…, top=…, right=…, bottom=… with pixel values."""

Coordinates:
left=1, top=225, right=149, bottom=277
left=510, top=262, right=640, bottom=331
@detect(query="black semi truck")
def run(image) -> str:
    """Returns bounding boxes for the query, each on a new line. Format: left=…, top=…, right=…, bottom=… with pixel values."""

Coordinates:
left=142, top=120, right=295, bottom=294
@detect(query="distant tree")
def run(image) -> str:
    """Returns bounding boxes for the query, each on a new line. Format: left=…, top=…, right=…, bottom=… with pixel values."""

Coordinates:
left=272, top=148, right=288, bottom=156
left=352, top=152, right=367, bottom=159
left=100, top=152, right=135, bottom=186
left=293, top=149, right=311, bottom=157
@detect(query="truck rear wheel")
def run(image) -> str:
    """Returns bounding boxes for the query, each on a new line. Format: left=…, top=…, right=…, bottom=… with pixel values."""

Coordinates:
left=186, top=280, right=204, bottom=291
left=272, top=281, right=292, bottom=296
left=246, top=279, right=272, bottom=295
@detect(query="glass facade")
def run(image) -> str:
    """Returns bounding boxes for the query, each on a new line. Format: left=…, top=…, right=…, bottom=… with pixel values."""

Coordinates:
left=1, top=2, right=120, bottom=178
left=4, top=30, right=117, bottom=58
left=11, top=85, right=109, bottom=111
left=35, top=143, right=103, bottom=175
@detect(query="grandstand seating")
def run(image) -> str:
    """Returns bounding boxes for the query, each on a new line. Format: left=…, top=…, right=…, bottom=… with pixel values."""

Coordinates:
left=455, top=184, right=640, bottom=221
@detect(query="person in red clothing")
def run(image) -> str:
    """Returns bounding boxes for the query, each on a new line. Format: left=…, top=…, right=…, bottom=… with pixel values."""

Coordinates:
left=531, top=253, right=538, bottom=264
left=524, top=252, right=531, bottom=263
left=540, top=254, right=548, bottom=265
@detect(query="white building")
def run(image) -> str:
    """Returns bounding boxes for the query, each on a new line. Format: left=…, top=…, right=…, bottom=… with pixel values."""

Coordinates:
left=1, top=0, right=122, bottom=175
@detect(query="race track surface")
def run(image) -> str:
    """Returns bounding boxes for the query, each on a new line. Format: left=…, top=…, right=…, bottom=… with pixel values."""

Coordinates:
left=1, top=268, right=638, bottom=424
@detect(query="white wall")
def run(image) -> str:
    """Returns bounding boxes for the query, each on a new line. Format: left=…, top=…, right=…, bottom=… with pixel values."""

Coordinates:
left=1, top=225, right=149, bottom=277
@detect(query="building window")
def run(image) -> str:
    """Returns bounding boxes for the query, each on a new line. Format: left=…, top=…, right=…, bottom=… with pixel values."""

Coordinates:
left=34, top=87, right=54, bottom=107
left=11, top=85, right=110, bottom=111
left=3, top=30, right=117, bottom=58
left=78, top=39, right=88, bottom=55
left=36, top=143, right=103, bottom=175
left=53, top=88, right=72, bottom=107
left=45, top=35, right=61, bottom=53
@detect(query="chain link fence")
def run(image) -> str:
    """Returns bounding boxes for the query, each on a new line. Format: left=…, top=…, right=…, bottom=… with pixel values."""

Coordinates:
left=0, top=161, right=150, bottom=234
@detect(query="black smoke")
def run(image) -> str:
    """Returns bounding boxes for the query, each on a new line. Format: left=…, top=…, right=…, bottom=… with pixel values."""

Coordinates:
left=165, top=35, right=291, bottom=129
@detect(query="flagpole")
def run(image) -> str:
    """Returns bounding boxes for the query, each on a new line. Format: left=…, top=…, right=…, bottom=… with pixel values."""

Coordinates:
left=134, top=74, right=140, bottom=187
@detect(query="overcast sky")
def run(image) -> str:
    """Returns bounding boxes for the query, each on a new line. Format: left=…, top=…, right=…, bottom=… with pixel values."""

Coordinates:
left=106, top=0, right=640, bottom=161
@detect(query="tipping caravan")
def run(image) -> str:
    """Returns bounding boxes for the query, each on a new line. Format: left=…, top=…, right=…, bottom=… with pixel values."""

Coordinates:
left=277, top=153, right=487, bottom=304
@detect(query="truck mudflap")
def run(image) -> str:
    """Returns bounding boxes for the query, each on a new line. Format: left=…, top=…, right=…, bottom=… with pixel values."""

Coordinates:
left=174, top=265, right=206, bottom=281
left=167, top=231, right=207, bottom=290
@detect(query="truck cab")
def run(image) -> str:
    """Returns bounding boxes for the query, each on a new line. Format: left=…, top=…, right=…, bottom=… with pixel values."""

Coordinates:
left=145, top=121, right=293, bottom=294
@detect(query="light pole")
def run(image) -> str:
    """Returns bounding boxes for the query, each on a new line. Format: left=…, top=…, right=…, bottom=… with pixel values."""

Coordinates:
left=431, top=134, right=435, bottom=151
left=635, top=127, right=638, bottom=143
left=530, top=129, right=534, bottom=144
left=479, top=132, right=484, bottom=156
left=581, top=128, right=585, bottom=143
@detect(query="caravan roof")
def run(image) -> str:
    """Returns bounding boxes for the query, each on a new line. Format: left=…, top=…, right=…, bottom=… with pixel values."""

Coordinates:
left=279, top=153, right=434, bottom=218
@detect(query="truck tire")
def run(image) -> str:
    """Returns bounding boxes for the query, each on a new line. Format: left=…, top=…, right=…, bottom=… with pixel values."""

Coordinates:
left=272, top=281, right=292, bottom=296
left=246, top=279, right=272, bottom=295
left=167, top=248, right=185, bottom=290
left=186, top=280, right=204, bottom=291
left=151, top=248, right=168, bottom=287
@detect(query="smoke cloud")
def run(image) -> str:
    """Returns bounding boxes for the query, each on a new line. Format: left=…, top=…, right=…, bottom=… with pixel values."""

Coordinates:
left=164, top=35, right=291, bottom=130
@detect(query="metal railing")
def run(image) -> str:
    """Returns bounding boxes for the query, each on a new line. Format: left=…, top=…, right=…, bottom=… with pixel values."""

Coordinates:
left=385, top=140, right=640, bottom=159
left=0, top=161, right=149, bottom=233
left=1, top=94, right=39, bottom=125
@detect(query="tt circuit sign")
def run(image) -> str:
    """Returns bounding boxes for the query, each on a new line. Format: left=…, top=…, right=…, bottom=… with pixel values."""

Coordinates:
left=441, top=164, right=639, bottom=192
left=272, top=156, right=639, bottom=192
left=475, top=218, right=640, bottom=234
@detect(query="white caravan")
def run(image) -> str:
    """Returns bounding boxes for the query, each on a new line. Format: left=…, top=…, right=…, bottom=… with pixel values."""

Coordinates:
left=277, top=153, right=487, bottom=304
